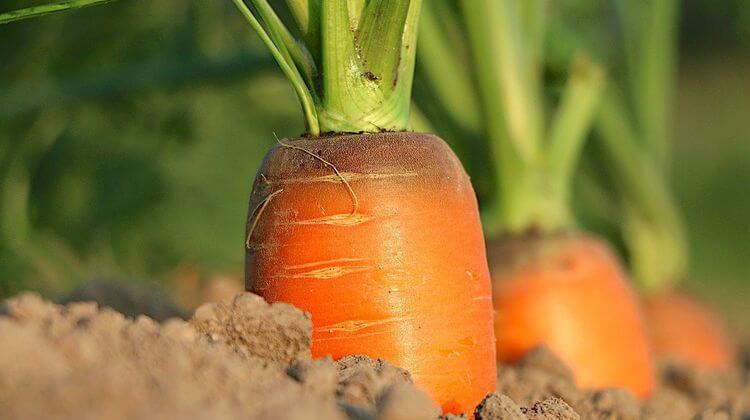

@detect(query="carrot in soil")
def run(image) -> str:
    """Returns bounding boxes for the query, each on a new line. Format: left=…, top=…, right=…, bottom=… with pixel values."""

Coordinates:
left=646, top=291, right=735, bottom=371
left=416, top=0, right=655, bottom=397
left=488, top=234, right=655, bottom=396
left=233, top=0, right=495, bottom=415
left=589, top=1, right=736, bottom=371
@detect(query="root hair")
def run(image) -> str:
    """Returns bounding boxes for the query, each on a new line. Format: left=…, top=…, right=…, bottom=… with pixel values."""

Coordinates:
left=245, top=188, right=284, bottom=249
left=274, top=134, right=359, bottom=217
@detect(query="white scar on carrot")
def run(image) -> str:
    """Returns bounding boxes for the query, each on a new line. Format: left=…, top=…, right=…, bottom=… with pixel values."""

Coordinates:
left=314, top=316, right=414, bottom=333
left=285, top=265, right=373, bottom=279
left=290, top=213, right=375, bottom=226
left=276, top=171, right=418, bottom=184
left=283, top=257, right=370, bottom=270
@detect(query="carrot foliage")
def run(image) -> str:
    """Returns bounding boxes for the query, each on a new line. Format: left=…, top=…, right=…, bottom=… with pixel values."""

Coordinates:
left=232, top=0, right=424, bottom=136
left=594, top=0, right=685, bottom=291
left=417, top=0, right=606, bottom=235
left=0, top=0, right=120, bottom=24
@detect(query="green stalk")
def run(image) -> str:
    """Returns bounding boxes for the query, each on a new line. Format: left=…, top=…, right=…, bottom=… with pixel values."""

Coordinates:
left=596, top=91, right=687, bottom=291
left=462, top=0, right=543, bottom=163
left=417, top=0, right=480, bottom=133
left=459, top=0, right=518, bottom=235
left=606, top=0, right=684, bottom=291
left=546, top=57, right=606, bottom=212
left=614, top=0, right=679, bottom=168
left=232, top=0, right=320, bottom=134
left=460, top=0, right=603, bottom=235
left=637, top=0, right=678, bottom=168
left=233, top=0, right=422, bottom=135
left=0, top=0, right=121, bottom=24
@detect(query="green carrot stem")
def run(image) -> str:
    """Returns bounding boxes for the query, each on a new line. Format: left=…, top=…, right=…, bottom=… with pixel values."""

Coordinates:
left=614, top=0, right=679, bottom=169
left=0, top=0, right=120, bottom=24
left=417, top=1, right=480, bottom=133
left=546, top=57, right=606, bottom=211
left=461, top=0, right=602, bottom=236
left=232, top=0, right=320, bottom=134
left=461, top=0, right=544, bottom=163
left=596, top=91, right=687, bottom=291
left=637, top=0, right=678, bottom=169
left=233, top=0, right=422, bottom=135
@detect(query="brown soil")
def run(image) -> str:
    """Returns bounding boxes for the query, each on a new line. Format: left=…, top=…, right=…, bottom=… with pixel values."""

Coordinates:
left=1, top=292, right=747, bottom=420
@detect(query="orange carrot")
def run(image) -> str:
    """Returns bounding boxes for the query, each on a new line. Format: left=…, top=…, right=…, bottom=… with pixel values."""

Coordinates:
left=646, top=291, right=735, bottom=371
left=246, top=132, right=496, bottom=414
left=489, top=234, right=656, bottom=398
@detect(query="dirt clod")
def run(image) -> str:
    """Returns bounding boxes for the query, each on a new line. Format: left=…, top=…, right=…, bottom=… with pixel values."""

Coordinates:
left=288, top=357, right=339, bottom=395
left=474, top=392, right=526, bottom=420
left=497, top=347, right=580, bottom=408
left=191, top=292, right=312, bottom=366
left=376, top=382, right=441, bottom=420
left=522, top=398, right=580, bottom=420
left=336, top=355, right=413, bottom=412
left=574, top=389, right=640, bottom=419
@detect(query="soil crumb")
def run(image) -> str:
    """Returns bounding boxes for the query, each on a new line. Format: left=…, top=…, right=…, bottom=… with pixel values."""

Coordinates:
left=191, top=292, right=312, bottom=367
left=0, top=292, right=748, bottom=419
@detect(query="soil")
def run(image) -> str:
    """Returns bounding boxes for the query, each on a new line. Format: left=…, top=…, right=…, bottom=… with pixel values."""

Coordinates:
left=0, top=291, right=747, bottom=420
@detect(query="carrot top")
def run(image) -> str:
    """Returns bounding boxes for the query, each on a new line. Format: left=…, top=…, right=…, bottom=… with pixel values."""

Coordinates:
left=231, top=0, right=423, bottom=136
left=594, top=0, right=686, bottom=292
left=417, top=1, right=605, bottom=236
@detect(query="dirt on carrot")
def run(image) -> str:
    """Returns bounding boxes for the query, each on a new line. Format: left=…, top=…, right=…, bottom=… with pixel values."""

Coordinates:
left=0, top=291, right=747, bottom=419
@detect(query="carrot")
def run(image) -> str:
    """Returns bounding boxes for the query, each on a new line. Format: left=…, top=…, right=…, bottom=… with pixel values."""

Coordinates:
left=488, top=234, right=655, bottom=397
left=646, top=291, right=735, bottom=371
left=233, top=1, right=496, bottom=414
left=416, top=0, right=656, bottom=397
left=247, top=133, right=495, bottom=414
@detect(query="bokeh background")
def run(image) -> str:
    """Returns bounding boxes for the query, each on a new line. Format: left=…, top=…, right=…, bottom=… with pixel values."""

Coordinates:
left=0, top=1, right=747, bottom=324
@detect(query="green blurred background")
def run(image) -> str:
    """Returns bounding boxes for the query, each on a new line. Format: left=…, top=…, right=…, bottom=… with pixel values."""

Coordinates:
left=0, top=1, right=747, bottom=325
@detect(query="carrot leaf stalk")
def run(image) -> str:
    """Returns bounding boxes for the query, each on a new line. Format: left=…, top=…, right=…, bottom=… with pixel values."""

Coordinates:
left=0, top=0, right=120, bottom=25
left=595, top=89, right=687, bottom=293
left=594, top=0, right=685, bottom=292
left=614, top=0, right=679, bottom=168
left=457, top=0, right=606, bottom=235
left=231, top=0, right=423, bottom=136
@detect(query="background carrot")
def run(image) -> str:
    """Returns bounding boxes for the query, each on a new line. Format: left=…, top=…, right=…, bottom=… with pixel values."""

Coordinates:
left=234, top=1, right=496, bottom=415
left=416, top=0, right=656, bottom=397
left=646, top=291, right=735, bottom=370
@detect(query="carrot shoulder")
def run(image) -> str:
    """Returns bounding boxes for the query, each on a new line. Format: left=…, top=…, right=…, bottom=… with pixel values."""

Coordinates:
left=246, top=132, right=496, bottom=415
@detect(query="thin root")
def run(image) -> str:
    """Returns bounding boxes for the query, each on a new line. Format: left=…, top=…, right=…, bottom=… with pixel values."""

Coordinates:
left=245, top=189, right=284, bottom=249
left=274, top=133, right=359, bottom=217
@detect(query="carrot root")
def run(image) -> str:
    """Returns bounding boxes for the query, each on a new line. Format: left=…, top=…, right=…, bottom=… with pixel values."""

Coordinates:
left=245, top=132, right=497, bottom=415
